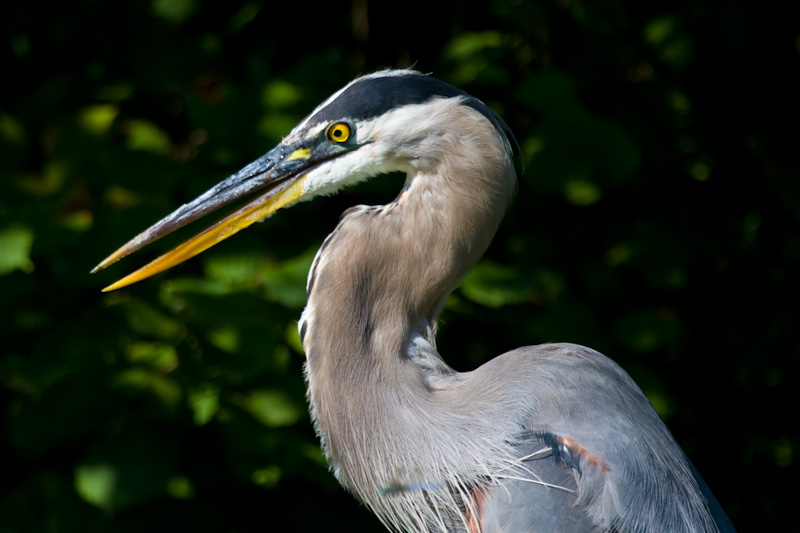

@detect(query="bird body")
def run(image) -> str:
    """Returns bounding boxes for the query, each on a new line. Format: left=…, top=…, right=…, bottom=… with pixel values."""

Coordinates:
left=95, top=70, right=734, bottom=532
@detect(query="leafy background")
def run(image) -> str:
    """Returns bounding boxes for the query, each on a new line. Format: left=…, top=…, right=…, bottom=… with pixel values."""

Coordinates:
left=2, top=0, right=798, bottom=530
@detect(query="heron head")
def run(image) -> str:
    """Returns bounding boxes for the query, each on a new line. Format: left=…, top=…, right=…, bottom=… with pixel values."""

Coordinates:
left=92, top=70, right=517, bottom=291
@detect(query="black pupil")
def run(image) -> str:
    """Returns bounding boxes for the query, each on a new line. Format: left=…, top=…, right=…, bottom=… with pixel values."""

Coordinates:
left=333, top=128, right=343, bottom=138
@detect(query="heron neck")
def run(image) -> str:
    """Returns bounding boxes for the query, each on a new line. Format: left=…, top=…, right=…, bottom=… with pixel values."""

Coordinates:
left=300, top=121, right=516, bottom=499
left=304, top=164, right=513, bottom=375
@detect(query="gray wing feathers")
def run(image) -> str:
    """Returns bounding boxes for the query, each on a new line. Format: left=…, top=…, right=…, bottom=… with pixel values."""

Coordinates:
left=479, top=439, right=599, bottom=532
left=474, top=343, right=732, bottom=532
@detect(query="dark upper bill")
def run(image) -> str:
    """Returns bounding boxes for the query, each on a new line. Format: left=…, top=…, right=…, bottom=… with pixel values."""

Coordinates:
left=93, top=143, right=318, bottom=292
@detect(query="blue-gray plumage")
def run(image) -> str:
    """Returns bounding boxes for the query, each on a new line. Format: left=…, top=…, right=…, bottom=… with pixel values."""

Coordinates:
left=94, top=70, right=735, bottom=532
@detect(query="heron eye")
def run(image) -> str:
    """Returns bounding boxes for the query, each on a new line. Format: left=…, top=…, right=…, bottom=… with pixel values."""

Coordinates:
left=327, top=122, right=352, bottom=143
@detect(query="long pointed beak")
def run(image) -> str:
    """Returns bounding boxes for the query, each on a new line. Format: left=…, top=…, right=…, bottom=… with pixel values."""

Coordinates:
left=93, top=144, right=315, bottom=292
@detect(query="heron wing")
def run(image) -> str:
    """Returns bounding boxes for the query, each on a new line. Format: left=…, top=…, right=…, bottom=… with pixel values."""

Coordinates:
left=476, top=436, right=599, bottom=532
left=468, top=343, right=734, bottom=532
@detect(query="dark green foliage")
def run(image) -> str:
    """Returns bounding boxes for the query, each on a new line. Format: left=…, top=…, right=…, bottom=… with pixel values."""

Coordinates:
left=2, top=0, right=798, bottom=530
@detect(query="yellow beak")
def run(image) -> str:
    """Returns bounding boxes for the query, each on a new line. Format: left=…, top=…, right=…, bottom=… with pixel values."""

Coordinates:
left=93, top=144, right=317, bottom=291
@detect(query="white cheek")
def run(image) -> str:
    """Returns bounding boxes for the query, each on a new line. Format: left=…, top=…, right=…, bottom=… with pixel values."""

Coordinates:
left=301, top=143, right=409, bottom=197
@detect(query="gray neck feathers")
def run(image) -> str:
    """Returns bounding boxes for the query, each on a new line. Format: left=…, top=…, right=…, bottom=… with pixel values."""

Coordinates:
left=300, top=105, right=517, bottom=531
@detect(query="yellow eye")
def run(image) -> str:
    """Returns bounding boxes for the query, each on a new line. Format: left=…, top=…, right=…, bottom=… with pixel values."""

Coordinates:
left=327, top=122, right=351, bottom=143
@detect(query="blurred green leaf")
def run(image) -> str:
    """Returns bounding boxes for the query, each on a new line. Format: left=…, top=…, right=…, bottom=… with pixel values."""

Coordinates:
left=258, top=248, right=316, bottom=308
left=94, top=84, right=135, bottom=102
left=104, top=184, right=141, bottom=209
left=75, top=463, right=117, bottom=509
left=114, top=368, right=182, bottom=409
left=460, top=260, right=535, bottom=308
left=564, top=178, right=601, bottom=206
left=152, top=0, right=197, bottom=24
left=166, top=475, right=195, bottom=499
left=15, top=160, right=67, bottom=196
left=643, top=389, right=675, bottom=421
left=444, top=31, right=509, bottom=85
left=73, top=435, right=175, bottom=512
left=0, top=113, right=25, bottom=143
left=124, top=119, right=172, bottom=155
left=111, top=295, right=185, bottom=340
left=228, top=2, right=262, bottom=32
left=606, top=243, right=634, bottom=266
left=207, top=324, right=240, bottom=353
left=203, top=254, right=262, bottom=289
left=446, top=31, right=503, bottom=60
left=79, top=104, right=119, bottom=135
left=236, top=389, right=303, bottom=427
left=205, top=246, right=322, bottom=308
left=251, top=465, right=281, bottom=488
left=284, top=322, right=303, bottom=354
left=645, top=16, right=677, bottom=46
left=742, top=213, right=762, bottom=247
left=690, top=162, right=710, bottom=181
left=0, top=226, right=34, bottom=275
left=126, top=342, right=179, bottom=372
left=774, top=439, right=793, bottom=468
left=188, top=384, right=220, bottom=425
left=262, top=79, right=303, bottom=109
left=644, top=15, right=694, bottom=69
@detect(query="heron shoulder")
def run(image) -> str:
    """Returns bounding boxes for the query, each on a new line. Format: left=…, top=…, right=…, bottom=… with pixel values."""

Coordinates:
left=464, top=343, right=726, bottom=532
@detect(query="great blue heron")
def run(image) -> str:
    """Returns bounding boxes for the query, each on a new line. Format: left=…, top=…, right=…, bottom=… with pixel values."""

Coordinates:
left=94, top=70, right=734, bottom=532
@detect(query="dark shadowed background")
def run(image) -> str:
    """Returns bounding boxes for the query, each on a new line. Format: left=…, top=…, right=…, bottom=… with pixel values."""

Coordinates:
left=1, top=0, right=798, bottom=530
